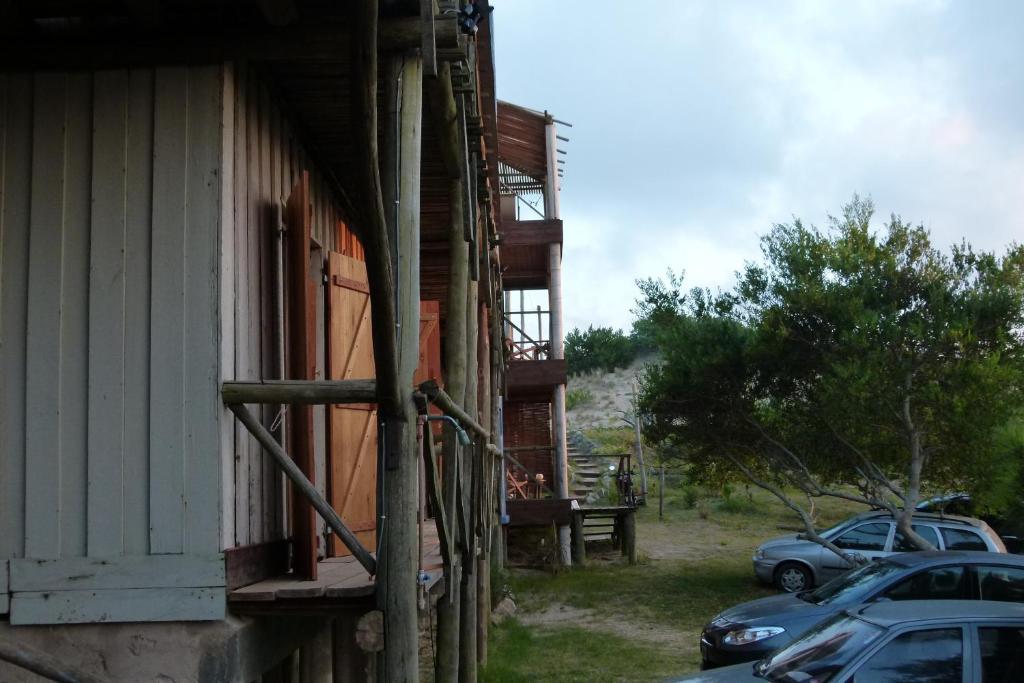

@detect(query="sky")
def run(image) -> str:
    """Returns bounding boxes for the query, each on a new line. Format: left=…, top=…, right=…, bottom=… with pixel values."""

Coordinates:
left=492, top=0, right=1024, bottom=331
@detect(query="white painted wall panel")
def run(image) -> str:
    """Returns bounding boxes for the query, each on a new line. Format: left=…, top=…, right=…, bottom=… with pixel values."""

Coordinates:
left=0, top=67, right=225, bottom=623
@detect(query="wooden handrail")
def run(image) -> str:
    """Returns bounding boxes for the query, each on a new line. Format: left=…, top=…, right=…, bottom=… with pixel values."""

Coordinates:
left=222, top=379, right=376, bottom=405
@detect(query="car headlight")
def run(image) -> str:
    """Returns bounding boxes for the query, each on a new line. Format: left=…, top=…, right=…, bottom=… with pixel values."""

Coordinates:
left=722, top=627, right=786, bottom=646
left=754, top=548, right=766, bottom=560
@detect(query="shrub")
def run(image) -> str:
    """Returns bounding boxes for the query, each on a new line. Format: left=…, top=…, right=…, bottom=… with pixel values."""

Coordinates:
left=566, top=387, right=594, bottom=410
left=717, top=492, right=757, bottom=515
left=680, top=485, right=700, bottom=510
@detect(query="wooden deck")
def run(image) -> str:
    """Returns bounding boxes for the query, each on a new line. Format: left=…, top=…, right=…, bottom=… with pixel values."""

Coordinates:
left=229, top=521, right=444, bottom=614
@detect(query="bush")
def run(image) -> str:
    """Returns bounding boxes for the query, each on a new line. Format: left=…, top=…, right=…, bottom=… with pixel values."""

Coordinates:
left=717, top=492, right=757, bottom=515
left=565, top=325, right=638, bottom=376
left=566, top=387, right=594, bottom=410
left=680, top=485, right=700, bottom=510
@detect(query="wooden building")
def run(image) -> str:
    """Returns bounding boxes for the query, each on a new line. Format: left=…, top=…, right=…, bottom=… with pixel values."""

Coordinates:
left=0, top=2, right=572, bottom=682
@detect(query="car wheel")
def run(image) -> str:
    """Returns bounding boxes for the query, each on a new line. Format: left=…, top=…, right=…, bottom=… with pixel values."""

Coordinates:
left=774, top=562, right=811, bottom=593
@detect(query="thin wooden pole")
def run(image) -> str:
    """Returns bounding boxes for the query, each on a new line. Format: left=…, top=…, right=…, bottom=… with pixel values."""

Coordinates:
left=632, top=379, right=648, bottom=497
left=460, top=276, right=480, bottom=683
left=351, top=0, right=402, bottom=420
left=436, top=175, right=469, bottom=683
left=418, top=381, right=488, bottom=440
left=378, top=49, right=423, bottom=683
left=228, top=403, right=377, bottom=575
left=476, top=300, right=491, bottom=667
left=659, top=464, right=665, bottom=521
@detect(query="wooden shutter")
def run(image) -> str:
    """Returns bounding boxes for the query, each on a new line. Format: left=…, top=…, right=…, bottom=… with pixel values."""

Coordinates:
left=285, top=172, right=318, bottom=578
left=326, top=251, right=378, bottom=556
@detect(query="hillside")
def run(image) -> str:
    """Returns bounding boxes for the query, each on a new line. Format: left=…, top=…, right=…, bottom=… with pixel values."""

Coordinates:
left=566, top=353, right=657, bottom=431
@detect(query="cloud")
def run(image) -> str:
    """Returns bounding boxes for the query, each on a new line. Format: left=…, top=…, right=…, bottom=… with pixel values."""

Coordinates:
left=494, top=1, right=1024, bottom=330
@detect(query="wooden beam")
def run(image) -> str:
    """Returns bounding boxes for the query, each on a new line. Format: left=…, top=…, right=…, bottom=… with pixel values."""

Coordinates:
left=500, top=219, right=563, bottom=247
left=506, top=359, right=568, bottom=392
left=222, top=380, right=377, bottom=405
left=228, top=404, right=377, bottom=576
left=421, top=0, right=437, bottom=77
left=0, top=18, right=457, bottom=69
left=418, top=381, right=489, bottom=440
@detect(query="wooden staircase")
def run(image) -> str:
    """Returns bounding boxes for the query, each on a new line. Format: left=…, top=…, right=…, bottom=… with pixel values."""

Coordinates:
left=569, top=445, right=604, bottom=501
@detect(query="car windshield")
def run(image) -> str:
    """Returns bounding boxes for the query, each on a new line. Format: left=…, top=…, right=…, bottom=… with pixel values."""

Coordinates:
left=805, top=560, right=905, bottom=605
left=755, top=613, right=883, bottom=682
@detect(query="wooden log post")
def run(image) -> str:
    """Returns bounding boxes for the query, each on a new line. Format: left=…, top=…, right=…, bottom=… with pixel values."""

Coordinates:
left=476, top=300, right=492, bottom=667
left=621, top=511, right=637, bottom=565
left=459, top=274, right=480, bottom=683
left=571, top=510, right=586, bottom=566
left=377, top=49, right=424, bottom=683
left=436, top=176, right=469, bottom=683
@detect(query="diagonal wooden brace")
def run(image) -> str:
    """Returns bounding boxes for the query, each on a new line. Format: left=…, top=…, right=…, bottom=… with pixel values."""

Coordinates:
left=226, top=402, right=377, bottom=576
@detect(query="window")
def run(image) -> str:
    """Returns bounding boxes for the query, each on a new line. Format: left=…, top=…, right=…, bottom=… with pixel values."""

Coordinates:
left=979, top=627, right=1024, bottom=682
left=853, top=629, right=962, bottom=682
left=940, top=527, right=987, bottom=551
left=834, top=523, right=891, bottom=552
left=893, top=525, right=940, bottom=552
left=883, top=566, right=965, bottom=601
left=975, top=566, right=1024, bottom=602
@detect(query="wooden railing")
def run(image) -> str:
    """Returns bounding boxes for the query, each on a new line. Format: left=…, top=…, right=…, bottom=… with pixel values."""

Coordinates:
left=222, top=380, right=379, bottom=576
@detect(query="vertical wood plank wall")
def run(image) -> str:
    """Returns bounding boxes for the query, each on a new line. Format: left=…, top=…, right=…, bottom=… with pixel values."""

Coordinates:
left=223, top=64, right=342, bottom=553
left=0, top=68, right=225, bottom=623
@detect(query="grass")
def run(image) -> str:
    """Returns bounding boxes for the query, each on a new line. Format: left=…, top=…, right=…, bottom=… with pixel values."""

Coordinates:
left=482, top=620, right=680, bottom=683
left=481, top=484, right=864, bottom=682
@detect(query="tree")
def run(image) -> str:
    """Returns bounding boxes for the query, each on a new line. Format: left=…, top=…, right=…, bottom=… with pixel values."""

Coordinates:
left=565, top=325, right=636, bottom=375
left=639, top=198, right=1024, bottom=558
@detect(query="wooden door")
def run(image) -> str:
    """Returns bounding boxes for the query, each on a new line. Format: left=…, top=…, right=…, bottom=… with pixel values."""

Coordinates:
left=327, top=250, right=377, bottom=556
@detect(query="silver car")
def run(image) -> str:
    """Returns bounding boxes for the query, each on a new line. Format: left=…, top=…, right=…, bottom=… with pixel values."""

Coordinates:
left=753, top=510, right=1007, bottom=592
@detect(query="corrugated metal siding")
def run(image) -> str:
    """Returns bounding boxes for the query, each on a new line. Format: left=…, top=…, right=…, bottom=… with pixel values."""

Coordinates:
left=224, top=63, right=342, bottom=551
left=0, top=67, right=225, bottom=623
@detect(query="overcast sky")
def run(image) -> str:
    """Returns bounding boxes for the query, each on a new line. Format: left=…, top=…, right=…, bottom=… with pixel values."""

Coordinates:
left=493, top=0, right=1024, bottom=332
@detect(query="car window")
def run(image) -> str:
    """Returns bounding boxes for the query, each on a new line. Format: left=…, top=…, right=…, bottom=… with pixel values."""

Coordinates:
left=809, top=561, right=906, bottom=606
left=975, top=566, right=1024, bottom=602
left=852, top=628, right=962, bottom=682
left=979, top=627, right=1024, bottom=682
left=834, top=523, right=891, bottom=551
left=940, top=527, right=988, bottom=551
left=883, top=566, right=965, bottom=601
left=892, top=525, right=940, bottom=552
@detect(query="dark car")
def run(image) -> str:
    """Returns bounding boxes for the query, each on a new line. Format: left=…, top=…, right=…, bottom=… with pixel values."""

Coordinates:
left=681, top=600, right=1024, bottom=682
left=702, top=550, right=1024, bottom=669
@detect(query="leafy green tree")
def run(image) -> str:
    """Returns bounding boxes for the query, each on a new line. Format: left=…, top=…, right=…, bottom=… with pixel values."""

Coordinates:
left=565, top=325, right=636, bottom=375
left=639, top=198, right=1024, bottom=556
